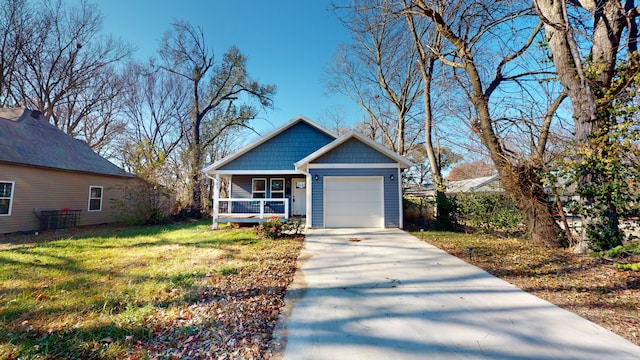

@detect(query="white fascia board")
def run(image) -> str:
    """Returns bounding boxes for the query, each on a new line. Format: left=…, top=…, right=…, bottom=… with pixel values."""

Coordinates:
left=202, top=115, right=337, bottom=174
left=211, top=169, right=306, bottom=175
left=307, top=163, right=400, bottom=169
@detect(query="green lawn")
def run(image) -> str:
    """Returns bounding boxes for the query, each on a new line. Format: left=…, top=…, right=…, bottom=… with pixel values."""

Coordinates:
left=0, top=221, right=303, bottom=359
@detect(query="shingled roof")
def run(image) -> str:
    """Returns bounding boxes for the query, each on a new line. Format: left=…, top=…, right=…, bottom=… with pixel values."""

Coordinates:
left=0, top=107, right=132, bottom=177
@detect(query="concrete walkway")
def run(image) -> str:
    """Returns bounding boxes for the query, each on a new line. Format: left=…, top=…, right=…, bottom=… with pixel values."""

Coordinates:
left=274, top=228, right=640, bottom=359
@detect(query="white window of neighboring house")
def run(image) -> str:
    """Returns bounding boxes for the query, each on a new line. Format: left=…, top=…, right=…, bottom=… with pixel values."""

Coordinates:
left=88, top=186, right=103, bottom=211
left=0, top=181, right=15, bottom=216
left=270, top=178, right=285, bottom=198
left=252, top=178, right=266, bottom=199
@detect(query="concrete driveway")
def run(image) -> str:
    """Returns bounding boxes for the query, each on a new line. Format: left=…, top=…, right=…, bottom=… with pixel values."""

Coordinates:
left=273, top=228, right=640, bottom=359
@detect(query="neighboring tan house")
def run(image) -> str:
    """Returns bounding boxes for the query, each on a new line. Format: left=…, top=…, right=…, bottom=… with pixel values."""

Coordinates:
left=0, top=107, right=135, bottom=234
left=202, top=115, right=413, bottom=229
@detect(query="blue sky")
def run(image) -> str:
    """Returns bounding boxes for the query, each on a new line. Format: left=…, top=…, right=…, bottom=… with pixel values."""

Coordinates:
left=95, top=0, right=365, bottom=134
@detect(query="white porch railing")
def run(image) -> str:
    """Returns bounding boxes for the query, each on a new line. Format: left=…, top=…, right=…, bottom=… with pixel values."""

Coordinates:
left=216, top=198, right=289, bottom=219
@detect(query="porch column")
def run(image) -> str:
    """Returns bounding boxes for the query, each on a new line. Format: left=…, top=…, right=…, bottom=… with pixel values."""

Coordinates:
left=212, top=173, right=220, bottom=230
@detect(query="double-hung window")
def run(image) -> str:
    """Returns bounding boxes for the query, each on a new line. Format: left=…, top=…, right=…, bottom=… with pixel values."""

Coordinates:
left=88, top=186, right=103, bottom=211
left=270, top=178, right=285, bottom=198
left=252, top=178, right=266, bottom=198
left=0, top=181, right=14, bottom=216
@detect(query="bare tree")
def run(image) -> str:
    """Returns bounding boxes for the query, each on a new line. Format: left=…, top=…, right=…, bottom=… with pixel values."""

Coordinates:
left=447, top=160, right=496, bottom=181
left=318, top=105, right=351, bottom=135
left=158, top=21, right=276, bottom=213
left=328, top=0, right=423, bottom=156
left=117, top=62, right=190, bottom=185
left=0, top=0, right=28, bottom=105
left=401, top=0, right=457, bottom=225
left=406, top=0, right=567, bottom=246
left=12, top=0, right=133, bottom=150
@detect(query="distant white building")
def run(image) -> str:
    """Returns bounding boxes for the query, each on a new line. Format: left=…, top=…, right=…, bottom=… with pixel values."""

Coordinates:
left=404, top=174, right=502, bottom=199
left=446, top=174, right=502, bottom=194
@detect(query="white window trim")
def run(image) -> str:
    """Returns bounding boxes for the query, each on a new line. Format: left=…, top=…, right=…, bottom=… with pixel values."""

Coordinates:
left=0, top=180, right=15, bottom=216
left=270, top=178, right=285, bottom=198
left=88, top=185, right=103, bottom=212
left=252, top=178, right=267, bottom=199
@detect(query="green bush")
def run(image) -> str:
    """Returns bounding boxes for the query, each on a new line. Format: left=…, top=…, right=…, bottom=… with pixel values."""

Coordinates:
left=450, top=193, right=523, bottom=234
left=591, top=242, right=640, bottom=271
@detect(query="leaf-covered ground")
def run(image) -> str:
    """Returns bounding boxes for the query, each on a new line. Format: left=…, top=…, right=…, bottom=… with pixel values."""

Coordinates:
left=413, top=231, right=640, bottom=346
left=0, top=222, right=304, bottom=359
left=3, top=223, right=638, bottom=358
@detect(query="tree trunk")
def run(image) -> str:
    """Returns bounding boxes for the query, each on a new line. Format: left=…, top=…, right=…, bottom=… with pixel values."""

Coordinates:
left=404, top=10, right=451, bottom=228
left=190, top=114, right=203, bottom=215
left=412, top=0, right=562, bottom=246
left=496, top=163, right=561, bottom=246
left=533, top=0, right=629, bottom=252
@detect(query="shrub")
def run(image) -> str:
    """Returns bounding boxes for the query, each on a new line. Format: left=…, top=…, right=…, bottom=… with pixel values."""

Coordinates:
left=254, top=217, right=305, bottom=239
left=403, top=196, right=435, bottom=228
left=110, top=182, right=173, bottom=225
left=591, top=242, right=640, bottom=271
left=254, top=217, right=284, bottom=239
left=450, top=193, right=523, bottom=234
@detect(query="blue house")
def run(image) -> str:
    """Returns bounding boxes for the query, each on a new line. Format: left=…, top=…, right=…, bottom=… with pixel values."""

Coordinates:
left=202, top=116, right=412, bottom=229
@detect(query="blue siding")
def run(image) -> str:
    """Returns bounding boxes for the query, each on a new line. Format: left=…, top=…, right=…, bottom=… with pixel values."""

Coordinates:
left=231, top=175, right=298, bottom=198
left=229, top=175, right=300, bottom=214
left=231, top=176, right=252, bottom=198
left=309, top=168, right=400, bottom=228
left=314, top=138, right=396, bottom=164
left=220, top=121, right=335, bottom=170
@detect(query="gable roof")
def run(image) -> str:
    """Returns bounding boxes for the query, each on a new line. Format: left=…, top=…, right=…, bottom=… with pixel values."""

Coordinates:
left=202, top=115, right=337, bottom=174
left=294, top=131, right=413, bottom=170
left=0, top=107, right=132, bottom=177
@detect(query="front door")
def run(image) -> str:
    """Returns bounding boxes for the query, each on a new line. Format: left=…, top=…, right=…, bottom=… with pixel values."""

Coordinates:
left=292, top=178, right=307, bottom=216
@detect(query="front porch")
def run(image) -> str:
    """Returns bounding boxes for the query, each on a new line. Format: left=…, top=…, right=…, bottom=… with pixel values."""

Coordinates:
left=216, top=198, right=290, bottom=224
left=210, top=175, right=310, bottom=229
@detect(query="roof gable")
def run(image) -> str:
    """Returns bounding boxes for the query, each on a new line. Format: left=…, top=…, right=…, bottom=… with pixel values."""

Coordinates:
left=204, top=115, right=336, bottom=173
left=313, top=137, right=397, bottom=164
left=295, top=131, right=413, bottom=169
left=0, top=108, right=131, bottom=177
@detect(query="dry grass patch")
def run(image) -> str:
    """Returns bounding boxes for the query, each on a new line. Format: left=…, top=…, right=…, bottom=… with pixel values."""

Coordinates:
left=412, top=231, right=640, bottom=346
left=0, top=221, right=304, bottom=359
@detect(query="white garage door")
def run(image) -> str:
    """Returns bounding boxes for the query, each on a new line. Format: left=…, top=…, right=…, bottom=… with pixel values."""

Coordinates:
left=324, top=176, right=384, bottom=228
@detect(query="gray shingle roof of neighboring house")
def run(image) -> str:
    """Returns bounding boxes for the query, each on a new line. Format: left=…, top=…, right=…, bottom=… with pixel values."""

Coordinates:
left=446, top=174, right=501, bottom=193
left=0, top=107, right=132, bottom=178
left=404, top=174, right=502, bottom=197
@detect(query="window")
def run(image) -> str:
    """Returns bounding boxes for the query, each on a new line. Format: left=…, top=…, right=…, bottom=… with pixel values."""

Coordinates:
left=252, top=178, right=266, bottom=199
left=270, top=178, right=285, bottom=198
left=0, top=181, right=14, bottom=216
left=88, top=186, right=103, bottom=211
